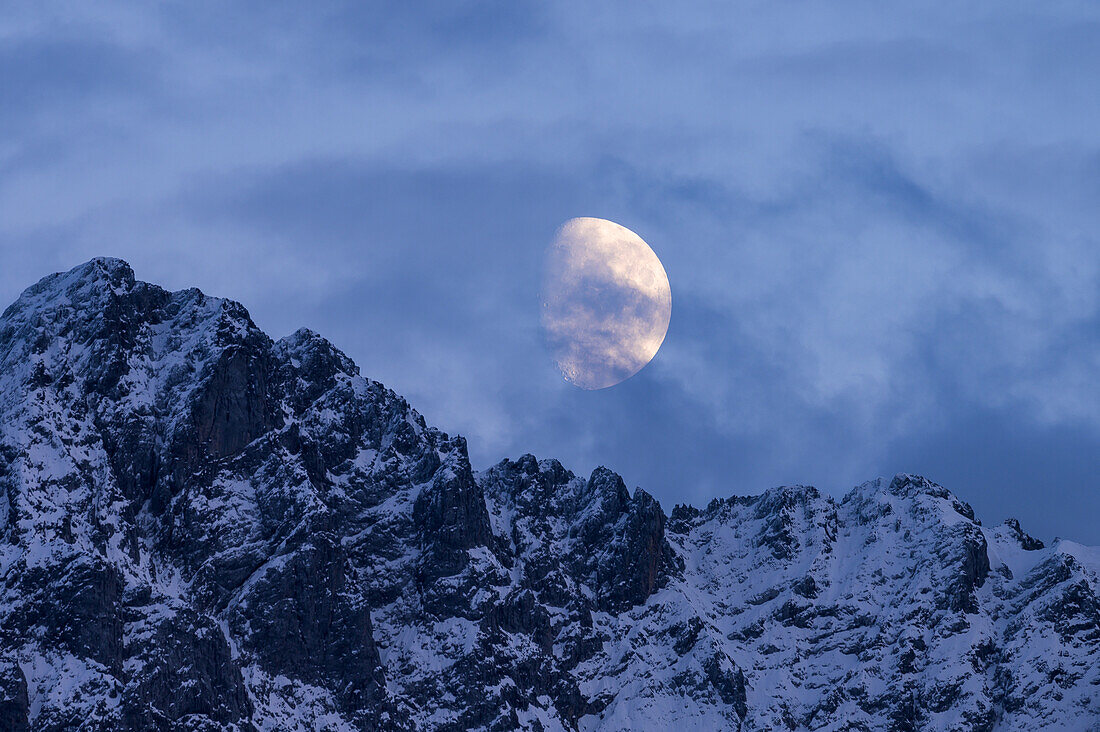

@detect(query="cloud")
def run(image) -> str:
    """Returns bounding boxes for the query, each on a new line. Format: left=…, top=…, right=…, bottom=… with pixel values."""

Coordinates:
left=0, top=1, right=1098, bottom=542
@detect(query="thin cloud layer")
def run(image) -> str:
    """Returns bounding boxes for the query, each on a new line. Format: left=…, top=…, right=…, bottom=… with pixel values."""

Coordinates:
left=0, top=2, right=1098, bottom=542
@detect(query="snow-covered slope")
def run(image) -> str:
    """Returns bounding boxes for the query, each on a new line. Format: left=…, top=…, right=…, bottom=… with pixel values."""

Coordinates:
left=0, top=259, right=1097, bottom=731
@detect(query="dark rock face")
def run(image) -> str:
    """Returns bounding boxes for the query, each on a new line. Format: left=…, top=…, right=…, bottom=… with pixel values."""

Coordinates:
left=188, top=330, right=280, bottom=463
left=120, top=596, right=252, bottom=731
left=568, top=467, right=680, bottom=613
left=0, top=661, right=29, bottom=732
left=412, top=446, right=494, bottom=581
left=0, top=259, right=1097, bottom=730
left=229, top=534, right=383, bottom=713
left=30, top=558, right=124, bottom=674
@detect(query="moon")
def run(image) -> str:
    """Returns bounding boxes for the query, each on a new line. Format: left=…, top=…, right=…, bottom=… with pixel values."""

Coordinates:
left=540, top=217, right=672, bottom=390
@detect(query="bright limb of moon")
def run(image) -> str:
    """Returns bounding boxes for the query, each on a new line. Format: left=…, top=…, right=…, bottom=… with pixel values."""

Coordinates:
left=540, top=217, right=672, bottom=390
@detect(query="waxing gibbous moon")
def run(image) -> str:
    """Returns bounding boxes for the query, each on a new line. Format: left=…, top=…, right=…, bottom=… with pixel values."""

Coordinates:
left=540, top=217, right=672, bottom=390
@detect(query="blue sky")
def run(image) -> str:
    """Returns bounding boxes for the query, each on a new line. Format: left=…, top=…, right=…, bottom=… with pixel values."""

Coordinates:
left=2, top=2, right=1099, bottom=542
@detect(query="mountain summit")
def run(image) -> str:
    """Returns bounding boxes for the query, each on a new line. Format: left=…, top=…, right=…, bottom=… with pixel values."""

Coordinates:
left=0, top=259, right=1097, bottom=730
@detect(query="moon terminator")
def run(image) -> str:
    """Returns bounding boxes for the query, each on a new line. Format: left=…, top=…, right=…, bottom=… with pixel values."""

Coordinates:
left=540, top=217, right=672, bottom=390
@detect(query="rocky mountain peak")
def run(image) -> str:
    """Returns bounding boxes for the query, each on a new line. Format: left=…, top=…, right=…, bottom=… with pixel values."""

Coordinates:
left=7, top=256, right=135, bottom=311
left=1001, top=517, right=1045, bottom=551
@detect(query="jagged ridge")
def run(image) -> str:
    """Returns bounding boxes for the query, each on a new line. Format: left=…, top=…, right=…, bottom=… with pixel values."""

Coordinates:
left=0, top=259, right=1097, bottom=731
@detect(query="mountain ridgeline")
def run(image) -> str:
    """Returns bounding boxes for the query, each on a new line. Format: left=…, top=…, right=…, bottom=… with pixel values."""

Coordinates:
left=0, top=259, right=1097, bottom=731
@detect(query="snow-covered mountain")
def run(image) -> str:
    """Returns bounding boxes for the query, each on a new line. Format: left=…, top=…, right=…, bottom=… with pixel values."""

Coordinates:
left=0, top=259, right=1097, bottom=731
